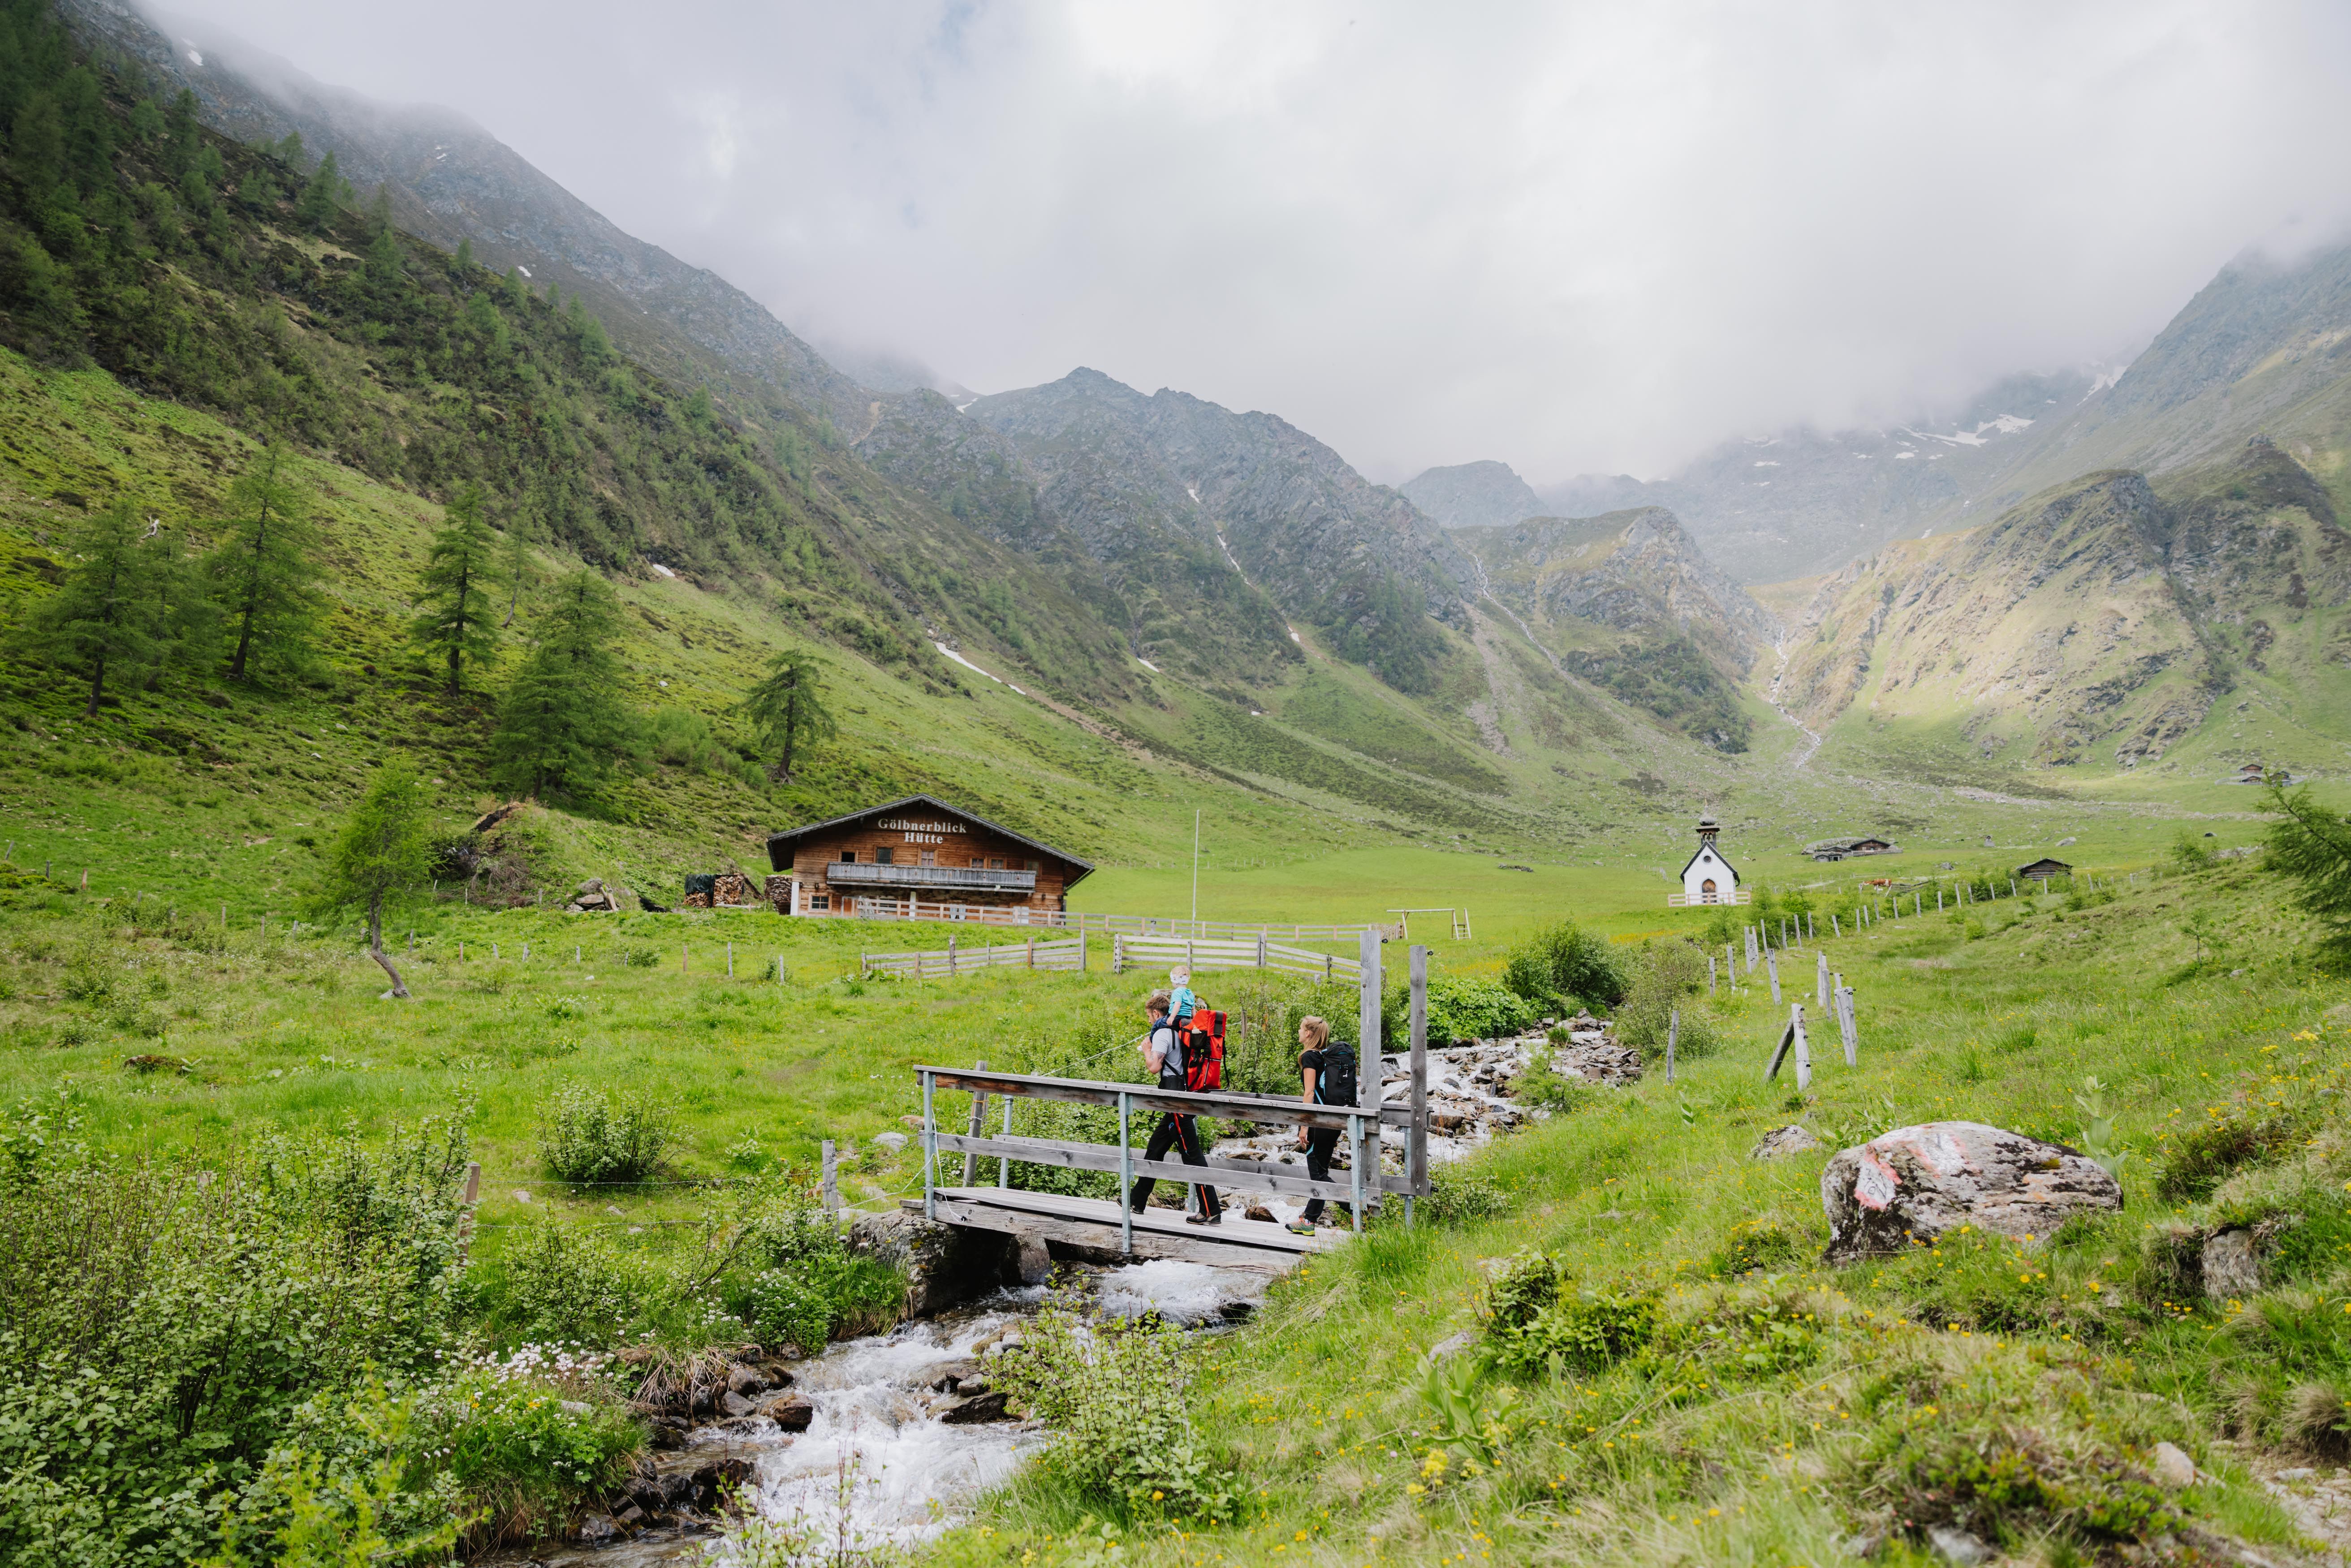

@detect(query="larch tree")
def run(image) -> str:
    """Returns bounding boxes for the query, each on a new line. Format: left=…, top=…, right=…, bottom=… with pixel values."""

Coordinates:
left=209, top=444, right=323, bottom=683
left=29, top=498, right=164, bottom=715
left=2265, top=779, right=2351, bottom=965
left=409, top=482, right=500, bottom=695
left=498, top=511, right=542, bottom=628
left=316, top=758, right=436, bottom=998
left=488, top=569, right=632, bottom=804
left=739, top=645, right=836, bottom=783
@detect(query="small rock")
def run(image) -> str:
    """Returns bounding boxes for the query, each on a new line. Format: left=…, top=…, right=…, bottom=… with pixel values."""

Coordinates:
left=725, top=1364, right=770, bottom=1396
left=2153, top=1441, right=2197, bottom=1489
left=763, top=1394, right=816, bottom=1431
left=937, top=1389, right=1013, bottom=1423
left=617, top=1502, right=645, bottom=1524
left=577, top=1514, right=619, bottom=1543
left=688, top=1456, right=755, bottom=1505
left=1753, top=1125, right=1822, bottom=1160
left=2275, top=1465, right=2317, bottom=1482
left=1218, top=1301, right=1254, bottom=1321
left=872, top=1132, right=908, bottom=1153
left=1013, top=1232, right=1052, bottom=1285
left=1243, top=1204, right=1276, bottom=1223
left=1427, top=1331, right=1473, bottom=1361
left=2203, top=1228, right=2262, bottom=1299
left=720, top=1389, right=759, bottom=1418
left=1841, top=1530, right=1885, bottom=1559
left=1926, top=1524, right=1992, bottom=1565
left=925, top=1358, right=984, bottom=1393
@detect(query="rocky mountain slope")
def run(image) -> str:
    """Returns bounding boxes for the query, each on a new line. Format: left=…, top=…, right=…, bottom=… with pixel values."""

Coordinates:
left=59, top=0, right=878, bottom=435
left=915, top=368, right=1481, bottom=697
left=1773, top=438, right=2350, bottom=774
left=1399, top=460, right=1545, bottom=530
left=1454, top=508, right=1777, bottom=750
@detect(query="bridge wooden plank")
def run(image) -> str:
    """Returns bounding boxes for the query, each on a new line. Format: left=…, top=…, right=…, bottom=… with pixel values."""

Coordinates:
left=915, top=1187, right=1333, bottom=1270
left=932, top=1131, right=1424, bottom=1200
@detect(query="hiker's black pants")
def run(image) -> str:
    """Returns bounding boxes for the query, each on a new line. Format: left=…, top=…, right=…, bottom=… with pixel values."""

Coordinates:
left=1299, top=1127, right=1345, bottom=1223
left=1128, top=1112, right=1220, bottom=1218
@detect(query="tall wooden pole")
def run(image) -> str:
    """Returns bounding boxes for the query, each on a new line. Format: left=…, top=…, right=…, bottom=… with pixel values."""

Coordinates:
left=1408, top=944, right=1428, bottom=1225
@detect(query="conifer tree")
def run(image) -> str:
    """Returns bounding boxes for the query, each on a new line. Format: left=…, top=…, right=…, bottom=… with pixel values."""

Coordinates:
left=26, top=499, right=164, bottom=715
left=410, top=483, right=500, bottom=695
left=2265, top=779, right=2351, bottom=965
left=740, top=646, right=835, bottom=783
left=498, top=515, right=541, bottom=628
left=294, top=150, right=347, bottom=229
left=144, top=518, right=217, bottom=690
left=489, top=570, right=632, bottom=803
left=209, top=444, right=323, bottom=683
left=315, top=757, right=435, bottom=998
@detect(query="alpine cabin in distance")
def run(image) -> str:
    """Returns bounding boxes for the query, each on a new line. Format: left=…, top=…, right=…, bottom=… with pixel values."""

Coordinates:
left=1671, top=817, right=1747, bottom=906
left=765, top=794, right=1093, bottom=923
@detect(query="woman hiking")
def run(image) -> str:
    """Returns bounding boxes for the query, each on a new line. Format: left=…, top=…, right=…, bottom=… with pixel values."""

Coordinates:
left=1126, top=988, right=1223, bottom=1225
left=1286, top=1015, right=1352, bottom=1234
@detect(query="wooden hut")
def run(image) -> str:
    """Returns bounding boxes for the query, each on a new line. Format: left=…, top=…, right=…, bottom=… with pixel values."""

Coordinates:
left=2015, top=857, right=2072, bottom=883
left=764, top=794, right=1093, bottom=922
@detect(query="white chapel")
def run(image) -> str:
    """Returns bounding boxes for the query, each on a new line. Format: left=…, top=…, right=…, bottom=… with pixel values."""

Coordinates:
left=1675, top=817, right=1743, bottom=905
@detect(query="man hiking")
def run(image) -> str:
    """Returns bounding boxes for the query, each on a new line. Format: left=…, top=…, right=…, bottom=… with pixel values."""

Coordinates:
left=1127, top=989, right=1223, bottom=1226
left=1286, top=1014, right=1351, bottom=1234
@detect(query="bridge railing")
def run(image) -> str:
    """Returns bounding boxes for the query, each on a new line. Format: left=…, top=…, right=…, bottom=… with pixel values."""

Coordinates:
left=915, top=1064, right=1428, bottom=1252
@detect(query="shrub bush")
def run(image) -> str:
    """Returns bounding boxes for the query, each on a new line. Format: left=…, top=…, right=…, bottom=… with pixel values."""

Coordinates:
left=1501, top=919, right=1626, bottom=1012
left=726, top=1202, right=904, bottom=1352
left=493, top=1221, right=655, bottom=1342
left=989, top=1286, right=1238, bottom=1522
left=1418, top=974, right=1536, bottom=1044
left=537, top=1083, right=671, bottom=1183
left=416, top=1346, right=642, bottom=1549
left=1613, top=940, right=1720, bottom=1060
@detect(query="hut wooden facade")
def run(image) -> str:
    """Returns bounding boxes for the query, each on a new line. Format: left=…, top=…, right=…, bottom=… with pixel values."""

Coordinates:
left=764, top=794, right=1093, bottom=922
left=2015, top=857, right=2072, bottom=883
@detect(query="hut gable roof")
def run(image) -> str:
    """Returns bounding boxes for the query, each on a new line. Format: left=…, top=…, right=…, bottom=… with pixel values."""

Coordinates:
left=765, top=793, right=1094, bottom=886
left=2015, top=857, right=2072, bottom=877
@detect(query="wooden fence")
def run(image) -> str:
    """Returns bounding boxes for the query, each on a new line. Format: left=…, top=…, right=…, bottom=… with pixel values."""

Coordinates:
left=860, top=934, right=1086, bottom=980
left=1110, top=932, right=1363, bottom=982
left=839, top=899, right=1397, bottom=942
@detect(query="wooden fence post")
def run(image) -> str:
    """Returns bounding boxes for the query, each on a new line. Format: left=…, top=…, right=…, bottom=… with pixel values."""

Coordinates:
left=727, top=942, right=734, bottom=978
left=1408, top=945, right=1428, bottom=1225
left=1708, top=953, right=1717, bottom=995
left=948, top=935, right=957, bottom=976
left=821, top=1140, right=839, bottom=1213
left=1792, top=1004, right=1812, bottom=1092
left=962, top=1060, right=989, bottom=1185
left=681, top=944, right=688, bottom=976
left=1816, top=950, right=1829, bottom=1006
left=1832, top=913, right=1841, bottom=937
left=1666, top=1007, right=1678, bottom=1084
left=1766, top=949, right=1781, bottom=1004
left=1113, top=934, right=1123, bottom=974
left=457, top=1161, right=481, bottom=1263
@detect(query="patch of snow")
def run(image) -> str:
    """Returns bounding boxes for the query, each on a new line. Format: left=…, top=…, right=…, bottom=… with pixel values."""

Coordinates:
left=1755, top=481, right=1773, bottom=487
left=1852, top=452, right=1871, bottom=459
left=1981, top=413, right=2033, bottom=436
left=1186, top=485, right=1201, bottom=503
left=516, top=266, right=532, bottom=278
left=934, top=642, right=1009, bottom=687
left=648, top=562, right=677, bottom=578
left=1135, top=655, right=1160, bottom=672
left=953, top=399, right=977, bottom=413
left=2086, top=363, right=2126, bottom=396
left=1752, top=460, right=1780, bottom=468
left=1288, top=629, right=1302, bottom=643
left=1893, top=451, right=1917, bottom=460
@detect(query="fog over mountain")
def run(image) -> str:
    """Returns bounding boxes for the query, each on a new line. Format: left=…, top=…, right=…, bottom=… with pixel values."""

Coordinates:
left=123, top=0, right=2351, bottom=487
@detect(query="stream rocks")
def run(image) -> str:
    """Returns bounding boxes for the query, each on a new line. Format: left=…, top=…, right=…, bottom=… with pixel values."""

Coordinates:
left=849, top=1210, right=1027, bottom=1318
left=1821, top=1121, right=2122, bottom=1262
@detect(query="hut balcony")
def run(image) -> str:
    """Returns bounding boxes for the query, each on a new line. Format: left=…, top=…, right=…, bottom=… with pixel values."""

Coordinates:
left=826, top=862, right=1039, bottom=894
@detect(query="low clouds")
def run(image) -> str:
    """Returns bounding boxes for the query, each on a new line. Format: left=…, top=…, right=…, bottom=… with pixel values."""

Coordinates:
left=161, top=0, right=2351, bottom=480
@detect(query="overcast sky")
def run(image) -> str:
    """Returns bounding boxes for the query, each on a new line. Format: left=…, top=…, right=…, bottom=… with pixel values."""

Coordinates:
left=156, top=0, right=2351, bottom=482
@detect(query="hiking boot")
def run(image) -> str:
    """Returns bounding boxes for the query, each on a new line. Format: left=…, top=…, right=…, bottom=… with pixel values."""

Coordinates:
left=1185, top=1211, right=1222, bottom=1226
left=1284, top=1219, right=1316, bottom=1235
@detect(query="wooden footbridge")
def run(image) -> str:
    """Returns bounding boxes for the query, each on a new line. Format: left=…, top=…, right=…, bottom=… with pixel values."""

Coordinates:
left=911, top=937, right=1435, bottom=1272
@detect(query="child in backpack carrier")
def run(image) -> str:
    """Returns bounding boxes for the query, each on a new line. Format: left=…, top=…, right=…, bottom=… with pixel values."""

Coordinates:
left=1168, top=966, right=1199, bottom=1027
left=1287, top=1015, right=1354, bottom=1233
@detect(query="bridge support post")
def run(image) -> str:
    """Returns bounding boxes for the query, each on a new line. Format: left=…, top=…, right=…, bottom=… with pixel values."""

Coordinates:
left=1407, top=944, right=1428, bottom=1227
left=922, top=1071, right=937, bottom=1223
left=1117, top=1090, right=1133, bottom=1255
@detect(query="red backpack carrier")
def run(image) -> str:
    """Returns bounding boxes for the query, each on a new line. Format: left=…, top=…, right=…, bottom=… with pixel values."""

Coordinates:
left=1182, top=1010, right=1226, bottom=1093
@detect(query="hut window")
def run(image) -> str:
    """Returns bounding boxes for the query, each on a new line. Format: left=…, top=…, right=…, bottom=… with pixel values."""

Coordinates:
left=988, top=857, right=1006, bottom=870
left=810, top=894, right=830, bottom=910
left=839, top=850, right=856, bottom=863
left=1027, top=858, right=1041, bottom=871
left=875, top=847, right=893, bottom=865
left=920, top=850, right=937, bottom=867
